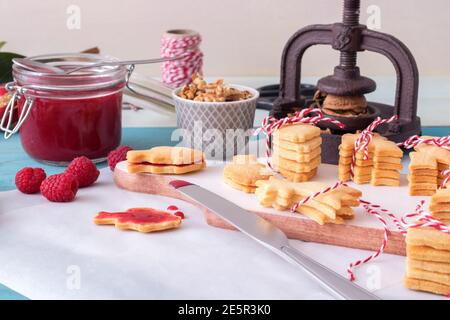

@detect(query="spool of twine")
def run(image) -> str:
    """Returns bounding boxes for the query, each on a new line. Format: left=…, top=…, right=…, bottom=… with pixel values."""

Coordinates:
left=160, top=29, right=203, bottom=88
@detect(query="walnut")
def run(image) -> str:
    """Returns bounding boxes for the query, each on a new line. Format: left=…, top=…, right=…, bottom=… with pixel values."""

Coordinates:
left=177, top=74, right=252, bottom=102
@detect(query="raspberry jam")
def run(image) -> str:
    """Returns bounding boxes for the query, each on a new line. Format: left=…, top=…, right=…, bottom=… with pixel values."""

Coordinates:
left=96, top=208, right=181, bottom=224
left=18, top=90, right=122, bottom=163
left=10, top=53, right=127, bottom=165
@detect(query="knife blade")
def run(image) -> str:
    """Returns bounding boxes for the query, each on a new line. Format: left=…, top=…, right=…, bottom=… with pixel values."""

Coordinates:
left=169, top=180, right=380, bottom=300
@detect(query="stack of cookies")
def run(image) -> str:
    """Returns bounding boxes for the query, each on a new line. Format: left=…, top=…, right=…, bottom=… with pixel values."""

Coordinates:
left=338, top=133, right=403, bottom=186
left=272, top=124, right=322, bottom=182
left=408, top=152, right=438, bottom=196
left=322, top=94, right=368, bottom=117
left=254, top=177, right=362, bottom=225
left=223, top=154, right=272, bottom=193
left=430, top=188, right=450, bottom=226
left=405, top=227, right=450, bottom=296
left=407, top=138, right=450, bottom=195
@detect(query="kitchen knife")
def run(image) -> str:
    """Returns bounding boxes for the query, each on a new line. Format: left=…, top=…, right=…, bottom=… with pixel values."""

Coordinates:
left=169, top=180, right=380, bottom=300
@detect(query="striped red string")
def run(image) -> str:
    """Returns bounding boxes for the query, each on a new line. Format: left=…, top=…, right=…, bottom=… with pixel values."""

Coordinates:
left=286, top=177, right=450, bottom=284
left=347, top=200, right=390, bottom=281
left=290, top=181, right=345, bottom=212
left=398, top=135, right=450, bottom=151
left=254, top=108, right=345, bottom=170
left=439, top=169, right=450, bottom=189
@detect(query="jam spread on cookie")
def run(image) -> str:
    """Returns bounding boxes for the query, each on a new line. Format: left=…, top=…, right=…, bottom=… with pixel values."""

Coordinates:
left=126, top=147, right=206, bottom=175
left=96, top=208, right=180, bottom=224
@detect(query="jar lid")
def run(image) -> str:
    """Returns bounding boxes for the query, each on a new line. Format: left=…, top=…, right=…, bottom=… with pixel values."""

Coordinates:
left=12, top=53, right=127, bottom=93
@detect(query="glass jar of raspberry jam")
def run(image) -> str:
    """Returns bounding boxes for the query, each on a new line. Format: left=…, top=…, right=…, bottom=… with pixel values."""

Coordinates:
left=6, top=53, right=126, bottom=165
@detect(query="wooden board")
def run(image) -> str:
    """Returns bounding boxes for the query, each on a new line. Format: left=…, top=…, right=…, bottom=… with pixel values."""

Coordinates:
left=113, top=161, right=430, bottom=256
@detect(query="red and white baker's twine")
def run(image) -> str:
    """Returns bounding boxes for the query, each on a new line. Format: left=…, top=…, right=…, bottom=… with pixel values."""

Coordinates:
left=291, top=181, right=392, bottom=281
left=290, top=181, right=345, bottom=212
left=347, top=200, right=389, bottom=281
left=254, top=108, right=345, bottom=170
left=285, top=176, right=389, bottom=282
left=285, top=178, right=391, bottom=281
left=398, top=135, right=450, bottom=151
left=160, top=33, right=203, bottom=88
left=350, top=115, right=398, bottom=178
left=440, top=169, right=450, bottom=189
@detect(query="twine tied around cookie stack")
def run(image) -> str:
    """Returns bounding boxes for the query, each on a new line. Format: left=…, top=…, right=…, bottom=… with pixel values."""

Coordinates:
left=160, top=29, right=203, bottom=88
left=254, top=108, right=345, bottom=170
left=349, top=115, right=398, bottom=179
left=398, top=135, right=450, bottom=192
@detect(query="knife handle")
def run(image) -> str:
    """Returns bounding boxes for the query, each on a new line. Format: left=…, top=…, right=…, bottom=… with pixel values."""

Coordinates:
left=281, top=245, right=380, bottom=300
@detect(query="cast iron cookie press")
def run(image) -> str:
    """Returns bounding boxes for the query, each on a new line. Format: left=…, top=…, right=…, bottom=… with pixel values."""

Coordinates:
left=271, top=0, right=421, bottom=164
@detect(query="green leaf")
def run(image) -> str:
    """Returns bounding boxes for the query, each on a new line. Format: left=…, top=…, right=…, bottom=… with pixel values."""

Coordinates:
left=0, top=41, right=6, bottom=51
left=0, top=52, right=25, bottom=83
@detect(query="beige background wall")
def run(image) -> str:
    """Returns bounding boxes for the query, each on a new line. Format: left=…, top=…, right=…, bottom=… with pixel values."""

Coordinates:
left=2, top=0, right=450, bottom=77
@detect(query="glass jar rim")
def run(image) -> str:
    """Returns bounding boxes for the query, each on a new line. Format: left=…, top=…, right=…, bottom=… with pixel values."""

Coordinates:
left=12, top=53, right=127, bottom=93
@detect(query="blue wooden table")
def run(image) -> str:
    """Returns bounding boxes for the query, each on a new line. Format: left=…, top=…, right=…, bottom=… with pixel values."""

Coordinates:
left=1, top=126, right=449, bottom=299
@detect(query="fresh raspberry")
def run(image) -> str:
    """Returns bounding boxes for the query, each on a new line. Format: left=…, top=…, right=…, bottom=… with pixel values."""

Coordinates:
left=107, top=145, right=133, bottom=171
left=40, top=173, right=78, bottom=202
left=174, top=211, right=185, bottom=219
left=65, top=156, right=100, bottom=188
left=15, top=167, right=46, bottom=194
